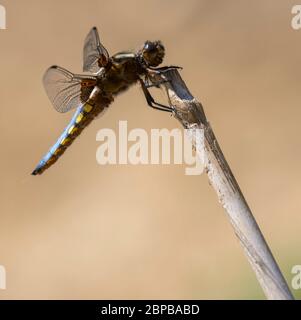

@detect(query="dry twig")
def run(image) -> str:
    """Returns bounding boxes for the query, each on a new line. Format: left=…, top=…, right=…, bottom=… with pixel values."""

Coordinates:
left=150, top=68, right=294, bottom=300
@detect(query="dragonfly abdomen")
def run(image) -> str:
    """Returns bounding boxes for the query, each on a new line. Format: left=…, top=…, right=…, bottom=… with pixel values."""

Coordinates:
left=32, top=102, right=107, bottom=175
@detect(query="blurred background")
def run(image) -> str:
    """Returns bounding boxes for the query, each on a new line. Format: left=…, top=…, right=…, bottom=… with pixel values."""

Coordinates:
left=0, top=0, right=300, bottom=299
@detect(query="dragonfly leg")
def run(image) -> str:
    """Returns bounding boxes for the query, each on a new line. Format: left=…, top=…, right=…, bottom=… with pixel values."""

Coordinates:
left=144, top=79, right=169, bottom=89
left=147, top=65, right=182, bottom=73
left=139, top=78, right=174, bottom=113
left=144, top=65, right=181, bottom=88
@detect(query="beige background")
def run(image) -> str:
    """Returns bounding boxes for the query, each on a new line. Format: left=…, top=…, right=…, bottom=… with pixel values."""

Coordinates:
left=0, top=0, right=300, bottom=299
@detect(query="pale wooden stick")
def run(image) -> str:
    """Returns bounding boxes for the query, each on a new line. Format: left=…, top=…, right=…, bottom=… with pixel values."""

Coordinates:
left=149, top=68, right=294, bottom=300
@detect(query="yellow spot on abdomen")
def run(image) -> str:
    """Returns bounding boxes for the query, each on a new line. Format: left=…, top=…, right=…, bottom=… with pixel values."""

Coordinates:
left=68, top=126, right=79, bottom=135
left=61, top=137, right=71, bottom=146
left=84, top=103, right=93, bottom=113
left=76, top=113, right=84, bottom=123
left=53, top=148, right=61, bottom=156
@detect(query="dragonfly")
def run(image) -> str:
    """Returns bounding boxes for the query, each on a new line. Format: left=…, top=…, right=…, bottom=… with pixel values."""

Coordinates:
left=32, top=27, right=179, bottom=175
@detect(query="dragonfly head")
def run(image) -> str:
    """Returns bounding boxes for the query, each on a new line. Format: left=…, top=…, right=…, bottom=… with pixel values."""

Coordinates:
left=139, top=40, right=165, bottom=67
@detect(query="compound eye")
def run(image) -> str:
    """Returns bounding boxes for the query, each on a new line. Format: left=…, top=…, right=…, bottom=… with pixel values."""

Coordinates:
left=145, top=42, right=156, bottom=52
left=144, top=41, right=151, bottom=50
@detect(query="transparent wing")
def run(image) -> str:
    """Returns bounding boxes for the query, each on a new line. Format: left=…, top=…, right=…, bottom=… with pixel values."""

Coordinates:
left=83, top=26, right=110, bottom=73
left=43, top=65, right=97, bottom=113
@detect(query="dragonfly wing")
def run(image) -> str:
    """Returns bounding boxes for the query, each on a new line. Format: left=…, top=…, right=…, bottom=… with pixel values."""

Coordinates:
left=83, top=26, right=110, bottom=73
left=43, top=65, right=97, bottom=113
